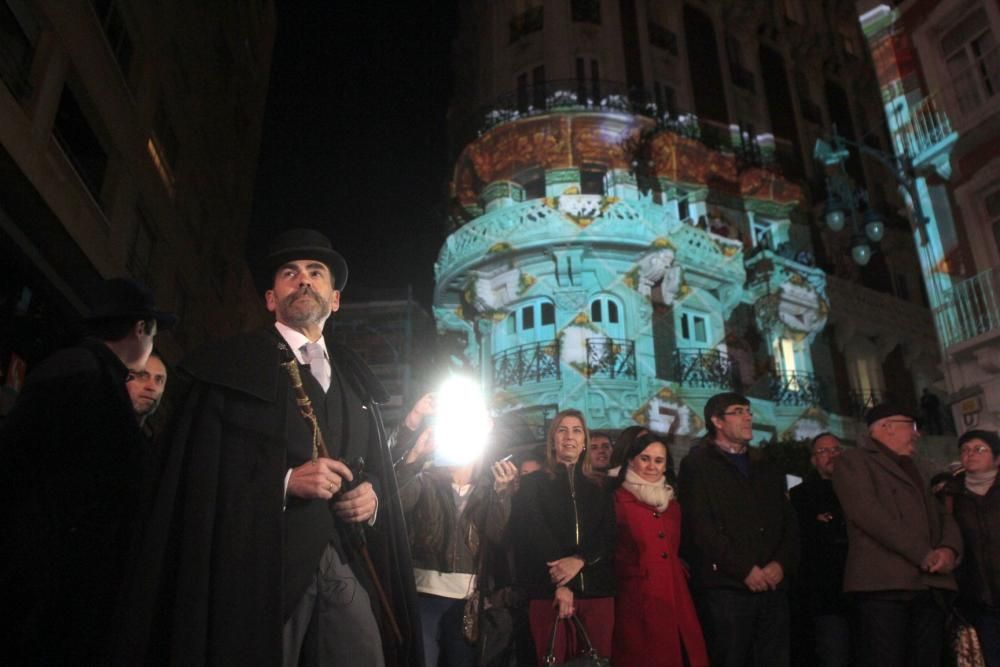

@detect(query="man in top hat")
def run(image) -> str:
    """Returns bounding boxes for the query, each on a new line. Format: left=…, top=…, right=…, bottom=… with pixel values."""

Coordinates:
left=0, top=277, right=175, bottom=664
left=114, top=229, right=422, bottom=666
left=832, top=404, right=962, bottom=667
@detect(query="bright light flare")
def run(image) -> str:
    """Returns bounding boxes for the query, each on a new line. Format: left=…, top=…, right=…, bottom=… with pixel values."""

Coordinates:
left=434, top=376, right=491, bottom=466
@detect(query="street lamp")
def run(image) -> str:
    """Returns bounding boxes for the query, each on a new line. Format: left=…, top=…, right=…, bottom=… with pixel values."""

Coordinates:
left=813, top=130, right=887, bottom=266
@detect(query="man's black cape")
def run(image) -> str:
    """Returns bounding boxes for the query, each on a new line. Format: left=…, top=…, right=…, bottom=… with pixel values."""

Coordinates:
left=112, top=327, right=423, bottom=665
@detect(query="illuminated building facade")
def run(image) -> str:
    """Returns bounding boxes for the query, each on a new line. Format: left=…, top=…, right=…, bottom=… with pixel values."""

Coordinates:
left=859, top=1, right=1000, bottom=434
left=0, top=0, right=274, bottom=404
left=434, top=0, right=948, bottom=452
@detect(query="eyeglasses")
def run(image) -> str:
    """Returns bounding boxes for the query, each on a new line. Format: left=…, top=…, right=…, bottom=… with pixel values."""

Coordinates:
left=814, top=447, right=843, bottom=457
left=722, top=408, right=753, bottom=418
left=961, top=445, right=993, bottom=456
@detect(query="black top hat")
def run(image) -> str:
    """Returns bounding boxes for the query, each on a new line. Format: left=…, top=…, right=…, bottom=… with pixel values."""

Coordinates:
left=86, top=278, right=177, bottom=329
left=257, top=228, right=349, bottom=291
left=865, top=403, right=917, bottom=426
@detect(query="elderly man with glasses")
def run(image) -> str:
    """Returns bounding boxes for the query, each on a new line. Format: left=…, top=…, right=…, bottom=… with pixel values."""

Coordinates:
left=832, top=404, right=963, bottom=667
left=678, top=392, right=799, bottom=666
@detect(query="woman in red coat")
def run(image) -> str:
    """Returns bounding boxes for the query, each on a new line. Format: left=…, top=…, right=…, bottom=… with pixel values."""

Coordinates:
left=612, top=432, right=709, bottom=666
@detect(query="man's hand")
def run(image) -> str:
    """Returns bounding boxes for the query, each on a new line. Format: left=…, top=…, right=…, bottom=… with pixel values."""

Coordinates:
left=403, top=428, right=435, bottom=465
left=403, top=393, right=435, bottom=431
left=923, top=547, right=957, bottom=574
left=333, top=481, right=377, bottom=524
left=743, top=565, right=770, bottom=592
left=761, top=561, right=784, bottom=589
left=491, top=459, right=518, bottom=494
left=547, top=556, right=585, bottom=587
left=288, top=458, right=353, bottom=500
left=553, top=586, right=575, bottom=619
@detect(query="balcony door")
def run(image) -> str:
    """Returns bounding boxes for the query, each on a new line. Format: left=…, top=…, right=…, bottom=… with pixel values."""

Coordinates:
left=496, top=298, right=556, bottom=352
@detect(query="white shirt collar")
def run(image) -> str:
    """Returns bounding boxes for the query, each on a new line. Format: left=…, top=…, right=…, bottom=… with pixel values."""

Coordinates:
left=274, top=321, right=328, bottom=364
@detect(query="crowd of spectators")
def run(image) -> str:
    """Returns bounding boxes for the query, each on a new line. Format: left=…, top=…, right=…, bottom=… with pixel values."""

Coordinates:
left=397, top=391, right=1000, bottom=667
left=2, top=261, right=995, bottom=667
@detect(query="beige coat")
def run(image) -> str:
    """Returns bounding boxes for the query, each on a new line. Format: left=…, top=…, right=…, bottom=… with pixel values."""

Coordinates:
left=832, top=437, right=962, bottom=593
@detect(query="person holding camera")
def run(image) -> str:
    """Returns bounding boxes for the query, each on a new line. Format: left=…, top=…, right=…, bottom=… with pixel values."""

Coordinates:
left=397, top=427, right=517, bottom=666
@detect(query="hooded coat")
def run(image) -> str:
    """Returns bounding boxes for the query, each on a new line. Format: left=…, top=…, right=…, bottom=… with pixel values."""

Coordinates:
left=112, top=326, right=422, bottom=666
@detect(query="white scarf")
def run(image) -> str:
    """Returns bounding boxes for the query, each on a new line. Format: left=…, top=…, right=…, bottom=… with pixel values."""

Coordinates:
left=965, top=469, right=998, bottom=496
left=622, top=468, right=674, bottom=512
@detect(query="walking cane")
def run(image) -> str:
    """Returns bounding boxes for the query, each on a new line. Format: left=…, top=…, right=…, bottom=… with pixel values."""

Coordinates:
left=280, top=355, right=403, bottom=645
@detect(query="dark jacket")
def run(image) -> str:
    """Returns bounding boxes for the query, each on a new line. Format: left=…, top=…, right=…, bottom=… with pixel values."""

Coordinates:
left=790, top=475, right=849, bottom=614
left=510, top=464, right=616, bottom=599
left=0, top=339, right=145, bottom=664
left=832, top=437, right=961, bottom=593
left=677, top=439, right=799, bottom=591
left=397, top=462, right=512, bottom=576
left=940, top=473, right=1000, bottom=610
left=112, top=326, right=423, bottom=666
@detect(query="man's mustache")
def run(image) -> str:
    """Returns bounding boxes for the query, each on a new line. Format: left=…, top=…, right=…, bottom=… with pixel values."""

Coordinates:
left=283, top=287, right=323, bottom=306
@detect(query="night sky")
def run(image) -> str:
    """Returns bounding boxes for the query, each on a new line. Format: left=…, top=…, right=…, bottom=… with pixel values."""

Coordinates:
left=250, top=2, right=458, bottom=306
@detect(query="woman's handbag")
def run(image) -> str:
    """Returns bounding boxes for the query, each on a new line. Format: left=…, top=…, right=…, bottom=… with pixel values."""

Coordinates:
left=543, top=614, right=610, bottom=666
left=948, top=609, right=986, bottom=667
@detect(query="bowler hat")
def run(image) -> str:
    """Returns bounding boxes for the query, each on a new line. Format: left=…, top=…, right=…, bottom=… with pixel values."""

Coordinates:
left=865, top=403, right=917, bottom=426
left=257, top=228, right=349, bottom=292
left=86, top=278, right=177, bottom=329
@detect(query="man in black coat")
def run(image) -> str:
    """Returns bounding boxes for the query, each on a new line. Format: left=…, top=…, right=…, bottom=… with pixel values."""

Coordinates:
left=114, top=229, right=422, bottom=666
left=790, top=432, right=852, bottom=666
left=0, top=278, right=174, bottom=664
left=678, top=392, right=798, bottom=667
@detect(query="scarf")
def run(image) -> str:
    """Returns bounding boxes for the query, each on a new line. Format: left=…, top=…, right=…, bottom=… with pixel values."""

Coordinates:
left=965, top=469, right=998, bottom=496
left=622, top=468, right=674, bottom=512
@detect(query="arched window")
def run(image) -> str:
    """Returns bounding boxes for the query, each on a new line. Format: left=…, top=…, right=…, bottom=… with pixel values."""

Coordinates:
left=497, top=298, right=556, bottom=350
left=590, top=295, right=624, bottom=337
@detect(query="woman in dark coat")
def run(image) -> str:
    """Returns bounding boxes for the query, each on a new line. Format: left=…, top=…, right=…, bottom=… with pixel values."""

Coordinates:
left=939, top=430, right=1000, bottom=665
left=509, top=409, right=616, bottom=664
left=611, top=432, right=709, bottom=667
left=397, top=429, right=518, bottom=667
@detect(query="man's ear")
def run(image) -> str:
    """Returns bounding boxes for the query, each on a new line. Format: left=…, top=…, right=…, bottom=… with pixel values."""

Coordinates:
left=329, top=290, right=341, bottom=313
left=265, top=290, right=277, bottom=313
left=709, top=415, right=724, bottom=432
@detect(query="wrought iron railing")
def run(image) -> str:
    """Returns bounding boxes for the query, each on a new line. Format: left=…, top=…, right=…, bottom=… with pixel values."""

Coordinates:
left=586, top=338, right=636, bottom=380
left=492, top=340, right=560, bottom=388
left=890, top=90, right=954, bottom=162
left=933, top=267, right=1000, bottom=349
left=461, top=79, right=786, bottom=176
left=769, top=371, right=826, bottom=408
left=847, top=389, right=884, bottom=418
left=673, top=348, right=740, bottom=390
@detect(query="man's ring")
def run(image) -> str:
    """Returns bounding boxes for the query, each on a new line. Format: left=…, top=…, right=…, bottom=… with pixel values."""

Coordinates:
left=328, top=483, right=334, bottom=492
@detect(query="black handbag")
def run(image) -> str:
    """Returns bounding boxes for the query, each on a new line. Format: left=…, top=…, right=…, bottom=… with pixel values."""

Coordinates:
left=543, top=615, right=611, bottom=666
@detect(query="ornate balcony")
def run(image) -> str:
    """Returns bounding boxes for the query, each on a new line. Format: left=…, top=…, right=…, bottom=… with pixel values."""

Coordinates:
left=769, top=371, right=827, bottom=409
left=933, top=266, right=1000, bottom=349
left=847, top=389, right=884, bottom=418
left=586, top=338, right=636, bottom=380
left=493, top=340, right=560, bottom=389
left=673, top=348, right=740, bottom=390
